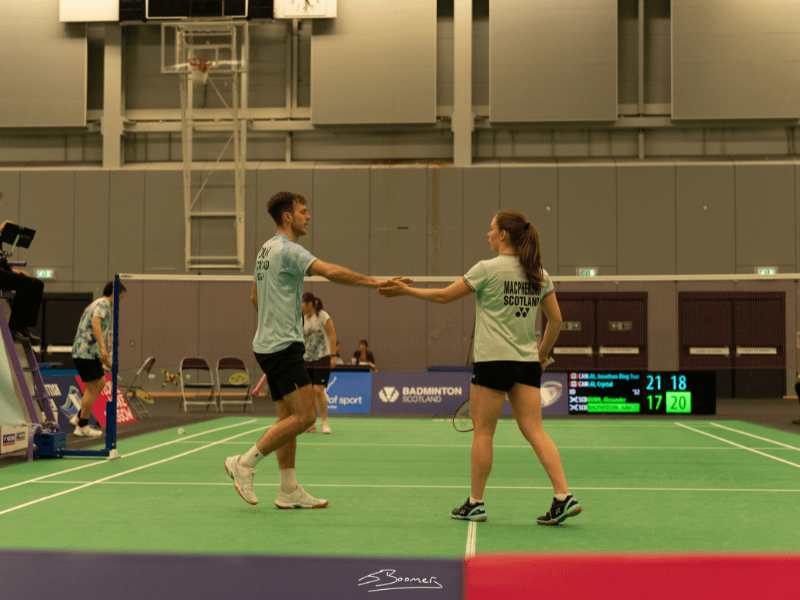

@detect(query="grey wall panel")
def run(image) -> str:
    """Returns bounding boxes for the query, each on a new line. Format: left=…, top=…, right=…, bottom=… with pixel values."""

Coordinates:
left=370, top=167, right=427, bottom=276
left=672, top=0, right=800, bottom=119
left=243, top=171, right=259, bottom=275
left=20, top=171, right=75, bottom=269
left=197, top=281, right=259, bottom=369
left=141, top=281, right=199, bottom=368
left=118, top=279, right=144, bottom=372
left=427, top=166, right=463, bottom=276
left=124, top=26, right=178, bottom=110
left=734, top=161, right=795, bottom=271
left=557, top=163, right=617, bottom=273
left=797, top=162, right=800, bottom=274
left=311, top=0, right=437, bottom=124
left=499, top=165, right=559, bottom=275
left=425, top=282, right=469, bottom=367
left=144, top=170, right=183, bottom=274
left=616, top=162, right=676, bottom=275
left=109, top=171, right=145, bottom=276
left=369, top=292, right=427, bottom=372
left=74, top=171, right=109, bottom=282
left=462, top=166, right=499, bottom=273
left=618, top=281, right=678, bottom=370
left=312, top=168, right=370, bottom=274
left=0, top=1, right=86, bottom=126
left=305, top=280, right=371, bottom=362
left=490, top=0, right=617, bottom=122
left=0, top=173, right=21, bottom=263
left=675, top=162, right=735, bottom=274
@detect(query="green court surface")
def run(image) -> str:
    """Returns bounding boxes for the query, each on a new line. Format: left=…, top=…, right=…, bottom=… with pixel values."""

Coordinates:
left=0, top=417, right=798, bottom=558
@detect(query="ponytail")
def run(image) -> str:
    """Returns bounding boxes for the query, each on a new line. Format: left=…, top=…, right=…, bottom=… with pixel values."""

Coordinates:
left=494, top=210, right=544, bottom=290
left=301, top=292, right=324, bottom=313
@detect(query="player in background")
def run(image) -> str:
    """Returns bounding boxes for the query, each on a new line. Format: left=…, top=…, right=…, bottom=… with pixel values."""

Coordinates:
left=380, top=210, right=580, bottom=525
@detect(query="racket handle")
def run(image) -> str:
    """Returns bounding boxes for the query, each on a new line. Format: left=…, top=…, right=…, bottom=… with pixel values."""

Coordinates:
left=252, top=374, right=267, bottom=395
left=542, top=357, right=555, bottom=368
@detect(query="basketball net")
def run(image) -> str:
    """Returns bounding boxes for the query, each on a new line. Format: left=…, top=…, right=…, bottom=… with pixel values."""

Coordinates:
left=189, top=57, right=212, bottom=85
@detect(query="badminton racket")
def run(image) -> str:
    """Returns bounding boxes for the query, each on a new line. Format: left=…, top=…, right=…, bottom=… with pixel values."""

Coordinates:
left=252, top=374, right=267, bottom=395
left=135, top=389, right=154, bottom=404
left=452, top=357, right=556, bottom=433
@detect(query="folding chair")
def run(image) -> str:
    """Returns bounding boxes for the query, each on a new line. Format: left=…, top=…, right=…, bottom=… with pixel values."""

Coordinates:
left=119, top=356, right=156, bottom=419
left=180, top=357, right=217, bottom=412
left=216, top=357, right=254, bottom=412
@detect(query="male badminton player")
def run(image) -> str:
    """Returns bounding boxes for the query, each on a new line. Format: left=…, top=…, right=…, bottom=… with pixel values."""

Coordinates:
left=225, top=191, right=403, bottom=508
left=70, top=281, right=126, bottom=437
left=380, top=210, right=581, bottom=525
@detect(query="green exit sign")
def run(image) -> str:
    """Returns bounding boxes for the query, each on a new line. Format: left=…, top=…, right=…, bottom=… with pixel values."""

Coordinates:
left=756, top=268, right=777, bottom=275
left=35, top=269, right=56, bottom=279
left=577, top=268, right=598, bottom=277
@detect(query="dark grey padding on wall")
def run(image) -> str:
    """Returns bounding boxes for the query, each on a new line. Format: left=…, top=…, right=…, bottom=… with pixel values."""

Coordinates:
left=310, top=0, right=437, bottom=124
left=672, top=0, right=800, bottom=119
left=489, top=0, right=617, bottom=122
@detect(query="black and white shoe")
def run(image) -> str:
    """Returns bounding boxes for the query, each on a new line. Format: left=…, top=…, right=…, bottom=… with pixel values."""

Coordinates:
left=537, top=495, right=582, bottom=526
left=451, top=497, right=487, bottom=522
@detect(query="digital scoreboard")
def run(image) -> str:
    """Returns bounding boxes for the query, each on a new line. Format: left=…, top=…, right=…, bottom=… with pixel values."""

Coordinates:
left=567, top=372, right=716, bottom=415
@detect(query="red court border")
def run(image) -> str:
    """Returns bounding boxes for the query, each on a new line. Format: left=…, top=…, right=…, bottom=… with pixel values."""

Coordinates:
left=465, top=553, right=800, bottom=600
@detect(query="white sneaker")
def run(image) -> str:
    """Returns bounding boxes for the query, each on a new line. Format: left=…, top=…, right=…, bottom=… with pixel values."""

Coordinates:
left=69, top=415, right=79, bottom=427
left=224, top=455, right=257, bottom=505
left=321, top=421, right=332, bottom=434
left=275, top=484, right=328, bottom=509
left=73, top=425, right=103, bottom=437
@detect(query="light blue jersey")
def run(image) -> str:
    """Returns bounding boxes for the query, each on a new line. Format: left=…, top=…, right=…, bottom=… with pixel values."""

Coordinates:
left=253, top=233, right=317, bottom=355
left=72, top=297, right=111, bottom=359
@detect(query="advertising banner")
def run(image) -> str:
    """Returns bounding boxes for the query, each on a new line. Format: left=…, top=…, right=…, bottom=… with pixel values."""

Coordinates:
left=325, top=371, right=371, bottom=415
left=42, top=370, right=136, bottom=431
left=370, top=371, right=569, bottom=416
left=371, top=372, right=471, bottom=415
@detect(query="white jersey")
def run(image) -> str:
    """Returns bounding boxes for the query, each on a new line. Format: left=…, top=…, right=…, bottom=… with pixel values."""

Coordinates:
left=303, top=310, right=332, bottom=361
left=463, top=255, right=554, bottom=363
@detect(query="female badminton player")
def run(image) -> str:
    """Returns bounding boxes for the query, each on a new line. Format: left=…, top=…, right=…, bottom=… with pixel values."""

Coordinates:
left=301, top=292, right=337, bottom=434
left=379, top=210, right=581, bottom=525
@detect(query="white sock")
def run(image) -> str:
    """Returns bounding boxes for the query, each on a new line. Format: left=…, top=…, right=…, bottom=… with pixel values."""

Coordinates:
left=280, top=469, right=298, bottom=493
left=239, top=445, right=264, bottom=469
left=554, top=493, right=570, bottom=501
left=469, top=495, right=482, bottom=504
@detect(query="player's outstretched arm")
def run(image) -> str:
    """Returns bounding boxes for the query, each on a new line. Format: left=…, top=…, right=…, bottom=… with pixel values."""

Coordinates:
left=379, top=278, right=472, bottom=304
left=308, top=259, right=385, bottom=288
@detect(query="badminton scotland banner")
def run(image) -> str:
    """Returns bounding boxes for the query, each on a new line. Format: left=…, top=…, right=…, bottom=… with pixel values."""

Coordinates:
left=325, top=371, right=371, bottom=414
left=371, top=372, right=472, bottom=415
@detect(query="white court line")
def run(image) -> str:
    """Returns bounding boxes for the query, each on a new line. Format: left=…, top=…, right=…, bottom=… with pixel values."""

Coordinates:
left=465, top=522, right=477, bottom=558
left=29, top=481, right=800, bottom=493
left=169, top=440, right=790, bottom=451
left=0, top=419, right=261, bottom=494
left=0, top=425, right=265, bottom=517
left=709, top=423, right=800, bottom=450
left=675, top=423, right=800, bottom=470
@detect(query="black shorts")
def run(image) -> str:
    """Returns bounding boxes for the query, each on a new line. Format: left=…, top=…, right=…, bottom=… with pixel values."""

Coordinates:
left=73, top=357, right=105, bottom=383
left=471, top=361, right=542, bottom=393
left=305, top=357, right=332, bottom=387
left=255, top=342, right=312, bottom=401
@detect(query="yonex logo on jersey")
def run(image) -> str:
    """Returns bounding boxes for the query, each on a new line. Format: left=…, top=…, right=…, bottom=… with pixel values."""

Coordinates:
left=515, top=307, right=530, bottom=318
left=379, top=387, right=399, bottom=403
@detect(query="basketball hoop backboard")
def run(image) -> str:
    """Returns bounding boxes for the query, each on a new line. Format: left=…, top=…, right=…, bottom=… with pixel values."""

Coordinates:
left=161, top=21, right=249, bottom=76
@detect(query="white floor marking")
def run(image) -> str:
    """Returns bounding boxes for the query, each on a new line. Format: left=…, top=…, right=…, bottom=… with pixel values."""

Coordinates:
left=676, top=423, right=800, bottom=470
left=0, top=425, right=265, bottom=517
left=465, top=521, right=477, bottom=558
left=28, top=481, right=800, bottom=493
left=709, top=423, right=800, bottom=450
left=0, top=419, right=260, bottom=493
